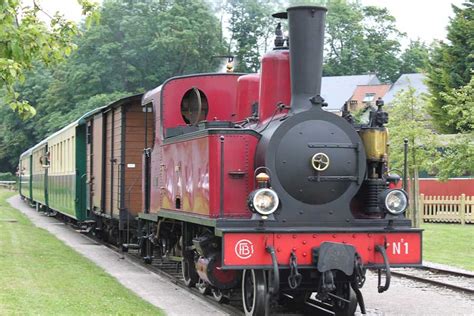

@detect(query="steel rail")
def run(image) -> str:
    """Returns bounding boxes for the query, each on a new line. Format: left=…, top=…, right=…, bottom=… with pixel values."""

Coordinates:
left=391, top=268, right=474, bottom=295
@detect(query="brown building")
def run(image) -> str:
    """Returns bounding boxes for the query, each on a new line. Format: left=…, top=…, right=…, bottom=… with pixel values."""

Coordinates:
left=348, top=84, right=391, bottom=111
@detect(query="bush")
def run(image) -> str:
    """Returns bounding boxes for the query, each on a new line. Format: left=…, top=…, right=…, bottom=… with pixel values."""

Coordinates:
left=0, top=172, right=16, bottom=181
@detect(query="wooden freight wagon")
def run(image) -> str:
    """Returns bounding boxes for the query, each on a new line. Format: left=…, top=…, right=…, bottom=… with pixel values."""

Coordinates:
left=85, top=94, right=153, bottom=234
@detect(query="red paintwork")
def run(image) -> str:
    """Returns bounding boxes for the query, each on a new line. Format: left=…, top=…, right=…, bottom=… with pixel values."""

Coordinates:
left=160, top=133, right=259, bottom=217
left=223, top=232, right=422, bottom=268
left=258, top=50, right=291, bottom=122
left=161, top=137, right=210, bottom=214
left=161, top=75, right=241, bottom=138
left=146, top=74, right=261, bottom=216
left=419, top=178, right=474, bottom=196
left=392, top=178, right=474, bottom=196
left=236, top=74, right=260, bottom=121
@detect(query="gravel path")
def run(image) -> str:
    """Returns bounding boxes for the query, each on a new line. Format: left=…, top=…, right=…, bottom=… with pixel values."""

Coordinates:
left=357, top=269, right=473, bottom=315
left=8, top=195, right=228, bottom=316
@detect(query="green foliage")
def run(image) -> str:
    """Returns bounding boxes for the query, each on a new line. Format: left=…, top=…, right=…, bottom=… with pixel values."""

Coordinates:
left=387, top=86, right=435, bottom=173
left=441, top=76, right=474, bottom=133
left=323, top=0, right=403, bottom=82
left=227, top=0, right=275, bottom=72
left=388, top=82, right=474, bottom=180
left=0, top=0, right=226, bottom=173
left=399, top=40, right=430, bottom=75
left=432, top=135, right=474, bottom=180
left=426, top=0, right=474, bottom=133
left=0, top=172, right=16, bottom=181
left=0, top=0, right=98, bottom=118
left=431, top=77, right=474, bottom=180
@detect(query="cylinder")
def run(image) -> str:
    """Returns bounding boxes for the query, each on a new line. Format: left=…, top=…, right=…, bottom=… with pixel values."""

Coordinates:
left=287, top=6, right=327, bottom=113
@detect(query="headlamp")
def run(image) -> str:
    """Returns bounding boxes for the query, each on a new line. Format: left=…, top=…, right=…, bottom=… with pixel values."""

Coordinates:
left=248, top=188, right=279, bottom=216
left=379, top=189, right=408, bottom=215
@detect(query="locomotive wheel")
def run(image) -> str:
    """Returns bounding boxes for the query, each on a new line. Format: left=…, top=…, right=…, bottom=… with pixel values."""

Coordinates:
left=333, top=283, right=357, bottom=316
left=242, top=270, right=267, bottom=316
left=211, top=288, right=229, bottom=304
left=182, top=258, right=198, bottom=287
left=196, top=279, right=210, bottom=295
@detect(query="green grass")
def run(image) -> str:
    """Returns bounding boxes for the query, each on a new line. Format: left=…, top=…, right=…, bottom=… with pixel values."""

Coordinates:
left=422, top=223, right=474, bottom=271
left=0, top=189, right=162, bottom=315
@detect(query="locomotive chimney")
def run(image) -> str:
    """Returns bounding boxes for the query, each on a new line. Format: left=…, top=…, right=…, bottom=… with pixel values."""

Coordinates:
left=287, top=6, right=327, bottom=113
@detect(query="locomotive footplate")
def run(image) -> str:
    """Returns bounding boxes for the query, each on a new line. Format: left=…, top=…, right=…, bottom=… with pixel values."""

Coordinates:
left=222, top=231, right=422, bottom=269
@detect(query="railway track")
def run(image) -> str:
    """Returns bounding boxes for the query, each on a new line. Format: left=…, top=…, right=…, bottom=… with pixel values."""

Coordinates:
left=106, top=245, right=336, bottom=316
left=80, top=231, right=333, bottom=316
left=82, top=235, right=244, bottom=315
left=391, top=266, right=474, bottom=295
left=45, top=211, right=336, bottom=316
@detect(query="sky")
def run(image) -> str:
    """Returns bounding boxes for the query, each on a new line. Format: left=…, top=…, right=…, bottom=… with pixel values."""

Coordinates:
left=35, top=0, right=466, bottom=44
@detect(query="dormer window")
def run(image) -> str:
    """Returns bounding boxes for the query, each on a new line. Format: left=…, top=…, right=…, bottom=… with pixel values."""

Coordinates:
left=363, top=93, right=376, bottom=103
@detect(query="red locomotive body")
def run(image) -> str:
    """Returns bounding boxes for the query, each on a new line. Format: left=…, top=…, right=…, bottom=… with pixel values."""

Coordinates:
left=139, top=6, right=422, bottom=316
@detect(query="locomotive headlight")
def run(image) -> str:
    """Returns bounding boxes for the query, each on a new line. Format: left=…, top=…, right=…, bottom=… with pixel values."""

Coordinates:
left=248, top=188, right=279, bottom=215
left=379, top=189, right=408, bottom=215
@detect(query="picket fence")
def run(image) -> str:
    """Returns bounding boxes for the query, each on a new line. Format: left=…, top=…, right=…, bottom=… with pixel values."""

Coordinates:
left=420, top=194, right=474, bottom=224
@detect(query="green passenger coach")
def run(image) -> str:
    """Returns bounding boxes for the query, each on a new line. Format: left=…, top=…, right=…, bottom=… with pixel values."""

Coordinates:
left=46, top=121, right=88, bottom=220
left=18, top=118, right=88, bottom=221
left=31, top=141, right=48, bottom=206
left=19, top=149, right=33, bottom=201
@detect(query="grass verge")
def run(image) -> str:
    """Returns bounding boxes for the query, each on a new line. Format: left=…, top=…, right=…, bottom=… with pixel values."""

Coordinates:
left=0, top=189, right=162, bottom=315
left=422, top=223, right=474, bottom=271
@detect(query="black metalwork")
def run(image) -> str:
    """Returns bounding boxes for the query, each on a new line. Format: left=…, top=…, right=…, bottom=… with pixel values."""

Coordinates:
left=274, top=22, right=285, bottom=47
left=403, top=138, right=408, bottom=191
left=219, top=135, right=224, bottom=218
left=143, top=148, right=151, bottom=214
left=288, top=250, right=302, bottom=289
left=362, top=178, right=387, bottom=214
left=375, top=244, right=391, bottom=293
left=266, top=245, right=280, bottom=294
left=287, top=6, right=327, bottom=113
left=316, top=242, right=356, bottom=276
left=308, top=143, right=358, bottom=149
left=351, top=253, right=367, bottom=314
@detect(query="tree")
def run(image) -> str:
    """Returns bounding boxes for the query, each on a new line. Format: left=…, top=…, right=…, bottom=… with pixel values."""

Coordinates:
left=323, top=0, right=368, bottom=76
left=387, top=86, right=435, bottom=227
left=318, top=0, right=404, bottom=82
left=227, top=0, right=275, bottom=72
left=361, top=6, right=403, bottom=82
left=432, top=77, right=474, bottom=180
left=0, top=0, right=226, bottom=172
left=0, top=0, right=98, bottom=118
left=426, top=0, right=474, bottom=133
left=399, top=40, right=430, bottom=75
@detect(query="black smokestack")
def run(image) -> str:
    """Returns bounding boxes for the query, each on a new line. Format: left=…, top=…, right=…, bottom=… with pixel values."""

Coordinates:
left=287, top=6, right=327, bottom=113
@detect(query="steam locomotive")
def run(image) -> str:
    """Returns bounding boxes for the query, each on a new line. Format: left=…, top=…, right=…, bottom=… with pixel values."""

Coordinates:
left=18, top=5, right=422, bottom=316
